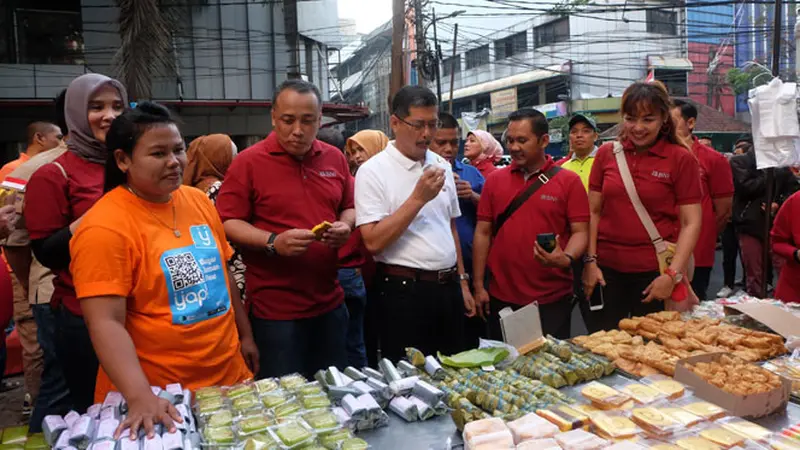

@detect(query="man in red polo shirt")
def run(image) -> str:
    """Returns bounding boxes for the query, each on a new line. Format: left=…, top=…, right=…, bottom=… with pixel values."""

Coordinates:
left=671, top=99, right=734, bottom=300
left=217, top=80, right=354, bottom=378
left=473, top=108, right=589, bottom=339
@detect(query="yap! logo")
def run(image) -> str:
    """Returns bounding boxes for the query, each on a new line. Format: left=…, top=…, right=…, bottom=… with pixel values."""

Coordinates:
left=318, top=170, right=337, bottom=178
left=651, top=170, right=670, bottom=180
left=174, top=286, right=208, bottom=312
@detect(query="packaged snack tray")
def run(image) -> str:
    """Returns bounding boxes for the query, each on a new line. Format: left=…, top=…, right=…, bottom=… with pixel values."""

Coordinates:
left=590, top=412, right=641, bottom=440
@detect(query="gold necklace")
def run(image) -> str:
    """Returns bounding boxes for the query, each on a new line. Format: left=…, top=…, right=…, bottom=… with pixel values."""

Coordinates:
left=125, top=185, right=181, bottom=238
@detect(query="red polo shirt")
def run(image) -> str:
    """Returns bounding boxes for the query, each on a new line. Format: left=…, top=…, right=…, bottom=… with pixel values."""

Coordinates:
left=771, top=191, right=800, bottom=303
left=589, top=139, right=702, bottom=273
left=216, top=133, right=353, bottom=320
left=691, top=137, right=734, bottom=268
left=473, top=159, right=497, bottom=178
left=25, top=150, right=105, bottom=316
left=477, top=157, right=589, bottom=305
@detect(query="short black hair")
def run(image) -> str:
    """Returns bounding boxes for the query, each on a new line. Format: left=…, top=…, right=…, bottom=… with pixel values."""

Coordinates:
left=508, top=108, right=549, bottom=137
left=316, top=127, right=345, bottom=151
left=26, top=121, right=59, bottom=145
left=104, top=102, right=177, bottom=193
left=54, top=89, right=68, bottom=134
left=672, top=99, right=698, bottom=121
left=438, top=112, right=459, bottom=130
left=735, top=134, right=753, bottom=146
left=275, top=79, right=322, bottom=108
left=391, top=85, right=437, bottom=118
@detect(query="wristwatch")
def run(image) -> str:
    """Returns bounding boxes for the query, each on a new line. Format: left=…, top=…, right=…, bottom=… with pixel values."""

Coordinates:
left=665, top=268, right=683, bottom=284
left=265, top=233, right=278, bottom=257
left=459, top=273, right=470, bottom=282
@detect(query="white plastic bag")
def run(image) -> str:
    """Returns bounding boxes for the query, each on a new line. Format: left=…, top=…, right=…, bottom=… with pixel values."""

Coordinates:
left=478, top=338, right=519, bottom=369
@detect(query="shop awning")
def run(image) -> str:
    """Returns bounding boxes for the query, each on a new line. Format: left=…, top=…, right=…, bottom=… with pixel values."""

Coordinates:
left=441, top=63, right=568, bottom=103
left=648, top=56, right=693, bottom=71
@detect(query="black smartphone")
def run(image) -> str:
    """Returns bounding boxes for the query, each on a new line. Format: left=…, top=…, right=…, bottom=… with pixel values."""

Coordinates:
left=537, top=233, right=557, bottom=253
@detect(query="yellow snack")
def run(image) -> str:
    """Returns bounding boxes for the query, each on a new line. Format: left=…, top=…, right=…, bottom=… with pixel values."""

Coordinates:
left=676, top=437, right=722, bottom=450
left=622, top=384, right=664, bottom=404
left=631, top=408, right=679, bottom=434
left=582, top=382, right=630, bottom=407
left=311, top=221, right=332, bottom=239
left=700, top=428, right=745, bottom=449
left=590, top=413, right=640, bottom=439
left=682, top=402, right=726, bottom=421
left=572, top=403, right=602, bottom=416
left=649, top=445, right=682, bottom=450
left=659, top=408, right=703, bottom=427
left=650, top=380, right=686, bottom=399
left=721, top=419, right=772, bottom=441
left=536, top=405, right=589, bottom=432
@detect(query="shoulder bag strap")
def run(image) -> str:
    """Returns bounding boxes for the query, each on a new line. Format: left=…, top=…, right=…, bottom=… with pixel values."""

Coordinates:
left=612, top=142, right=667, bottom=253
left=493, top=166, right=562, bottom=237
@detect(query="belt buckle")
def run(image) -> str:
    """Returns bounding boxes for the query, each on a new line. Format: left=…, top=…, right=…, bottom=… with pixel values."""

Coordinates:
left=437, top=268, right=455, bottom=284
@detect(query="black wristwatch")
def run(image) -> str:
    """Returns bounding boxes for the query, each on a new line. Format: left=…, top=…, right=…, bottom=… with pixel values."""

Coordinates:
left=265, top=233, right=278, bottom=257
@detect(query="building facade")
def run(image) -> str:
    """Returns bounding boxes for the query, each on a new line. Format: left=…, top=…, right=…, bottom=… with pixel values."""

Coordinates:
left=0, top=0, right=366, bottom=157
left=687, top=2, right=736, bottom=116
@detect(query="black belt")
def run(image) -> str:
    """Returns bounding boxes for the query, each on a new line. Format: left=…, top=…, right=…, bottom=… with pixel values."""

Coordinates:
left=378, top=263, right=457, bottom=284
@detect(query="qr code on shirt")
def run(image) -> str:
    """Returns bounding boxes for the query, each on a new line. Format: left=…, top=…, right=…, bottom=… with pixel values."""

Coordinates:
left=163, top=252, right=205, bottom=291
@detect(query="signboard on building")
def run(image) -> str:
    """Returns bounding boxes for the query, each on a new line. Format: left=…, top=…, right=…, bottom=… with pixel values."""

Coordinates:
left=534, top=101, right=568, bottom=119
left=491, top=88, right=518, bottom=118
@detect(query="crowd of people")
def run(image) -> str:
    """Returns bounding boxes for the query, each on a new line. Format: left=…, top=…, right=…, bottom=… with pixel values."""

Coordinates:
left=0, top=72, right=797, bottom=438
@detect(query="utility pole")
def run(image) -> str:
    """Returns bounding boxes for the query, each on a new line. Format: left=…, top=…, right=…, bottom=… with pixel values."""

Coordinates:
left=432, top=8, right=442, bottom=103
left=284, top=0, right=301, bottom=79
left=390, top=0, right=406, bottom=106
left=414, top=0, right=426, bottom=87
left=761, top=0, right=783, bottom=298
left=448, top=23, right=458, bottom=115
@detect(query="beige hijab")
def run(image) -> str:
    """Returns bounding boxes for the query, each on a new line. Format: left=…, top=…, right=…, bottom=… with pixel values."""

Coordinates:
left=346, top=130, right=389, bottom=159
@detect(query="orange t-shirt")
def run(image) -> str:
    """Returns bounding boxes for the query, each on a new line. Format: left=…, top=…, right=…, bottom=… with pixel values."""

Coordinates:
left=70, top=185, right=252, bottom=402
left=0, top=153, right=30, bottom=182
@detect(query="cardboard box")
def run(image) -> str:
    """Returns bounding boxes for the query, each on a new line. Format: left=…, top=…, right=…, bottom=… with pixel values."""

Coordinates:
left=723, top=303, right=800, bottom=338
left=674, top=352, right=791, bottom=419
left=499, top=301, right=546, bottom=354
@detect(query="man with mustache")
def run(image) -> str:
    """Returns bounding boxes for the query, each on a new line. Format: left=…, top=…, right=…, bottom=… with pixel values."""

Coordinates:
left=217, top=80, right=354, bottom=378
left=354, top=85, right=475, bottom=361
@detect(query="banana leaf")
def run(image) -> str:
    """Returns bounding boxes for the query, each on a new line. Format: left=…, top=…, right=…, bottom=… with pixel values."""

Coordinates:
left=438, top=348, right=509, bottom=368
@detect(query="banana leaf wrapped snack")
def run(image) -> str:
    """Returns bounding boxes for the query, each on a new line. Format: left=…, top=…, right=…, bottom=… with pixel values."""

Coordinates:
left=405, top=347, right=426, bottom=367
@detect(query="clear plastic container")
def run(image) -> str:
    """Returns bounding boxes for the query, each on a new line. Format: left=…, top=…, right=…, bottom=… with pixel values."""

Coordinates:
left=620, top=383, right=667, bottom=405
left=202, top=426, right=237, bottom=448
left=698, top=426, right=746, bottom=449
left=641, top=375, right=688, bottom=400
left=254, top=379, right=280, bottom=395
left=507, top=412, right=559, bottom=443
left=301, top=409, right=340, bottom=435
left=675, top=436, right=723, bottom=450
left=279, top=374, right=309, bottom=392
left=718, top=417, right=772, bottom=442
left=657, top=407, right=704, bottom=428
left=589, top=411, right=642, bottom=440
left=261, top=391, right=292, bottom=410
left=675, top=397, right=727, bottom=422
left=581, top=382, right=631, bottom=408
left=196, top=396, right=228, bottom=416
left=237, top=414, right=276, bottom=437
left=554, top=429, right=608, bottom=450
left=196, top=387, right=225, bottom=402
left=232, top=394, right=262, bottom=415
left=630, top=407, right=681, bottom=436
left=536, top=405, right=591, bottom=432
left=268, top=420, right=316, bottom=449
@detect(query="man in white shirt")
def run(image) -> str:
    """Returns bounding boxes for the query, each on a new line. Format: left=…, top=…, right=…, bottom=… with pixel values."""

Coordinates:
left=355, top=85, right=475, bottom=361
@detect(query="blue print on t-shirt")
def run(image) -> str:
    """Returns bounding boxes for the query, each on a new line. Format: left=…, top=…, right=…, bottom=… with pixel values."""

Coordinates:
left=161, top=225, right=230, bottom=325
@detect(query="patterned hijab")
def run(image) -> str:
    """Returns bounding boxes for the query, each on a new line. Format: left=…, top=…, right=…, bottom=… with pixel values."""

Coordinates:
left=183, top=134, right=236, bottom=193
left=64, top=73, right=128, bottom=164
left=469, top=130, right=504, bottom=164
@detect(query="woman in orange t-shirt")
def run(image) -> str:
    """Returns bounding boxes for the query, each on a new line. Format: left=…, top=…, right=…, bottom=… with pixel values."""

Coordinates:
left=70, top=102, right=258, bottom=438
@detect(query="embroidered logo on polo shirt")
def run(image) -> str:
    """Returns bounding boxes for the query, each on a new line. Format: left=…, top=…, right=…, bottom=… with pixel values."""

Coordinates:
left=318, top=170, right=337, bottom=178
left=651, top=170, right=670, bottom=180
left=540, top=194, right=560, bottom=203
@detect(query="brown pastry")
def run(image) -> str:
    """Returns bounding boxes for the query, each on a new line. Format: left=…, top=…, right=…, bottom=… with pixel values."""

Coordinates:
left=695, top=329, right=720, bottom=345
left=659, top=334, right=691, bottom=351
left=663, top=321, right=686, bottom=338
left=636, top=364, right=661, bottom=377
left=639, top=319, right=662, bottom=334
left=640, top=331, right=658, bottom=341
left=742, top=336, right=773, bottom=349
left=648, top=311, right=681, bottom=322
left=614, top=358, right=638, bottom=373
left=619, top=318, right=641, bottom=332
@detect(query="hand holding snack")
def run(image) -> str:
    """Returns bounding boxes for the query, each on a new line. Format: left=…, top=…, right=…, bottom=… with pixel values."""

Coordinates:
left=320, top=221, right=352, bottom=248
left=412, top=167, right=446, bottom=204
left=274, top=229, right=316, bottom=256
left=115, top=392, right=181, bottom=440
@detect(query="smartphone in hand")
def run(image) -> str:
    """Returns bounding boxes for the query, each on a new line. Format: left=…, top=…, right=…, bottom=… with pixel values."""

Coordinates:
left=536, top=233, right=557, bottom=253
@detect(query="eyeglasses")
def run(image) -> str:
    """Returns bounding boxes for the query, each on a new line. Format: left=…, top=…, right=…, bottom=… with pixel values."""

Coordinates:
left=396, top=116, right=442, bottom=131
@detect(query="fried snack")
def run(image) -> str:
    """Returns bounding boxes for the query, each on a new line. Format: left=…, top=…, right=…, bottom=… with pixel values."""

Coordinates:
left=640, top=331, right=658, bottom=341
left=639, top=319, right=662, bottom=334
left=684, top=356, right=783, bottom=396
left=695, top=329, right=720, bottom=345
left=636, top=364, right=661, bottom=377
left=717, top=333, right=744, bottom=348
left=659, top=334, right=691, bottom=352
left=311, top=221, right=332, bottom=239
left=649, top=311, right=681, bottom=322
left=742, top=336, right=773, bottom=349
left=614, top=358, right=638, bottom=374
left=611, top=330, right=634, bottom=344
left=620, top=319, right=641, bottom=333
left=663, top=321, right=686, bottom=338
left=632, top=336, right=644, bottom=346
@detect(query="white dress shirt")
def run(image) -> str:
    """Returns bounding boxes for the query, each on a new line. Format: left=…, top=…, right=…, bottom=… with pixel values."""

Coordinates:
left=355, top=141, right=461, bottom=271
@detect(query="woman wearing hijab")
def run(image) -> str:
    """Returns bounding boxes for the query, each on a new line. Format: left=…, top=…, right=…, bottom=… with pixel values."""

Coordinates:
left=340, top=130, right=387, bottom=366
left=183, top=134, right=246, bottom=301
left=464, top=129, right=504, bottom=178
left=25, top=73, right=127, bottom=410
left=345, top=130, right=388, bottom=175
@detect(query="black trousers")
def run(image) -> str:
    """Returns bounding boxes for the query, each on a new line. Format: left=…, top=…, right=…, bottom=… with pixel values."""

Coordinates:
left=691, top=267, right=713, bottom=301
left=55, top=306, right=98, bottom=411
left=487, top=295, right=573, bottom=341
left=374, top=269, right=465, bottom=362
left=580, top=266, right=664, bottom=334
left=721, top=222, right=741, bottom=288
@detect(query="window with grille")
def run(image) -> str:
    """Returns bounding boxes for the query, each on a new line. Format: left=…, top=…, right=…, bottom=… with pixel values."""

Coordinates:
left=495, top=31, right=528, bottom=60
left=647, top=10, right=677, bottom=35
left=442, top=55, right=461, bottom=77
left=465, top=45, right=490, bottom=70
left=534, top=17, right=569, bottom=48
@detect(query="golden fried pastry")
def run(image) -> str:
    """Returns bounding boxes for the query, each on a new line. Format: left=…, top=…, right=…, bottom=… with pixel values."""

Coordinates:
left=640, top=331, right=658, bottom=341
left=631, top=336, right=644, bottom=346
left=614, top=358, right=638, bottom=373
left=635, top=364, right=661, bottom=377
left=742, top=336, right=773, bottom=349
left=648, top=311, right=681, bottom=322
left=659, top=334, right=691, bottom=351
left=717, top=332, right=744, bottom=348
left=620, top=318, right=641, bottom=332
left=612, top=330, right=633, bottom=344
left=663, top=321, right=686, bottom=337
left=639, top=319, right=662, bottom=334
left=695, top=329, right=720, bottom=345
left=667, top=348, right=692, bottom=359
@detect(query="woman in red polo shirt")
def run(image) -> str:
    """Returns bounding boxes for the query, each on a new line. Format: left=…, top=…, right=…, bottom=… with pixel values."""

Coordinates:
left=582, top=81, right=702, bottom=332
left=771, top=191, right=800, bottom=303
left=25, top=73, right=127, bottom=410
left=464, top=130, right=503, bottom=178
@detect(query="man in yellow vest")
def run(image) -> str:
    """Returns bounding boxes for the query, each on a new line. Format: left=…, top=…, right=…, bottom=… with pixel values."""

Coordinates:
left=558, top=114, right=598, bottom=191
